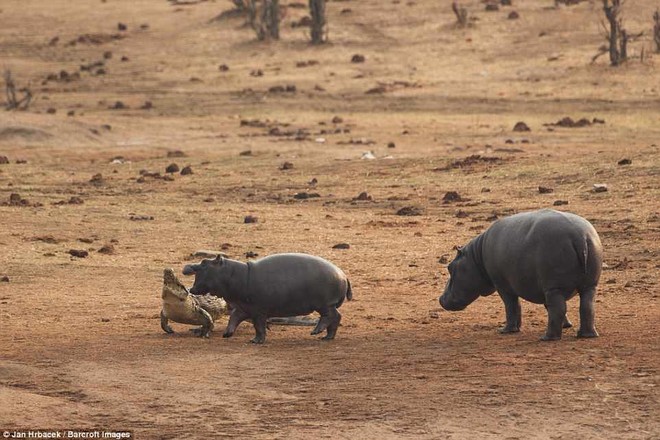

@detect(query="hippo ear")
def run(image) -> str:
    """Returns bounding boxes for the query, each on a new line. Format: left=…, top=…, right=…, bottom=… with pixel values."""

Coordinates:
left=453, top=245, right=464, bottom=255
left=213, top=255, right=224, bottom=265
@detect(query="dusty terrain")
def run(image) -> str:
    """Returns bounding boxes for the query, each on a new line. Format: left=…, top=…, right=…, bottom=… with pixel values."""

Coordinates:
left=1, top=0, right=659, bottom=438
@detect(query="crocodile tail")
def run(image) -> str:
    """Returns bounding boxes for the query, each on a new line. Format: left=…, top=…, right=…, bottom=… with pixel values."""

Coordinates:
left=346, top=279, right=353, bottom=301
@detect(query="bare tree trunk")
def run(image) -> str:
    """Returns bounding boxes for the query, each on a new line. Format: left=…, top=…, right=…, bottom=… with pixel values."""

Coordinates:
left=451, top=1, right=469, bottom=27
left=265, top=0, right=280, bottom=40
left=654, top=9, right=660, bottom=53
left=602, top=0, right=626, bottom=66
left=309, top=0, right=326, bottom=45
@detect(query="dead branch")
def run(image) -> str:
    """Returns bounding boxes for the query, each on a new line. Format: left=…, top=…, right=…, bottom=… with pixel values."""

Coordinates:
left=4, top=70, right=33, bottom=111
left=654, top=9, right=660, bottom=53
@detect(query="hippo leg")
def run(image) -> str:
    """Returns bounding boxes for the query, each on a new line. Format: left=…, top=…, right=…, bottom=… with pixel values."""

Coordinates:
left=250, top=315, right=268, bottom=344
left=577, top=286, right=599, bottom=338
left=310, top=307, right=331, bottom=336
left=223, top=307, right=250, bottom=338
left=544, top=305, right=573, bottom=329
left=322, top=309, right=341, bottom=341
left=541, top=290, right=567, bottom=341
left=160, top=310, right=174, bottom=334
left=498, top=291, right=521, bottom=334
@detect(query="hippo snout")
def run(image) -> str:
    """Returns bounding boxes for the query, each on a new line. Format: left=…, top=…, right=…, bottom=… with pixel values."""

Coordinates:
left=439, top=294, right=467, bottom=311
left=182, top=265, right=197, bottom=276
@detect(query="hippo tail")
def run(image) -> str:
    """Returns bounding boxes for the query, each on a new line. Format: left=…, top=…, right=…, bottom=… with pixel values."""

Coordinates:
left=346, top=279, right=353, bottom=301
left=574, top=236, right=589, bottom=274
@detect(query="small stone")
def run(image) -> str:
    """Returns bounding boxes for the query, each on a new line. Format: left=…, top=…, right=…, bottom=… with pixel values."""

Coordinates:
left=98, top=244, right=115, bottom=254
left=396, top=206, right=423, bottom=216
left=46, top=108, right=57, bottom=114
left=0, top=276, right=9, bottom=282
left=387, top=142, right=396, bottom=149
left=513, top=121, right=530, bottom=132
left=332, top=243, right=350, bottom=249
left=443, top=191, right=462, bottom=202
left=0, top=156, right=9, bottom=164
left=118, top=22, right=127, bottom=31
left=508, top=11, right=519, bottom=19
left=180, top=166, right=193, bottom=175
left=351, top=54, right=366, bottom=63
left=167, top=150, right=186, bottom=158
left=438, top=255, right=449, bottom=264
left=429, top=311, right=439, bottom=319
left=89, top=173, right=104, bottom=185
left=218, top=64, right=229, bottom=72
left=293, top=192, right=321, bottom=200
left=553, top=200, right=569, bottom=206
left=245, top=251, right=259, bottom=258
left=592, top=184, right=608, bottom=193
left=101, top=318, right=111, bottom=322
left=110, top=101, right=126, bottom=110
left=141, top=101, right=153, bottom=110
left=617, top=158, right=631, bottom=166
left=165, top=163, right=180, bottom=173
left=481, top=187, right=491, bottom=193
left=308, top=177, right=318, bottom=185
left=538, top=186, right=554, bottom=194
left=280, top=161, right=294, bottom=170
left=455, top=210, right=469, bottom=218
left=244, top=215, right=258, bottom=224
left=332, top=116, right=343, bottom=124
left=239, top=150, right=253, bottom=156
left=103, top=51, right=113, bottom=59
left=354, top=192, right=372, bottom=201
left=485, top=3, right=499, bottom=11
left=68, top=249, right=89, bottom=258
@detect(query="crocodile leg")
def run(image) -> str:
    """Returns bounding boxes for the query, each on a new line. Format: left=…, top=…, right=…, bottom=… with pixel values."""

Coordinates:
left=195, top=308, right=214, bottom=338
left=161, top=310, right=174, bottom=334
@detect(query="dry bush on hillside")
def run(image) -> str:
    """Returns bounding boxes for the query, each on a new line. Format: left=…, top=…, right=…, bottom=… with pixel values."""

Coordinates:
left=4, top=70, right=33, bottom=111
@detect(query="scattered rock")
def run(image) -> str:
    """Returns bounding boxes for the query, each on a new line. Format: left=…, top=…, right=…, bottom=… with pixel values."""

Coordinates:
left=33, top=235, right=62, bottom=244
left=167, top=150, right=186, bottom=158
left=218, top=64, right=229, bottom=72
left=592, top=184, right=608, bottom=193
left=78, top=237, right=94, bottom=244
left=308, top=177, right=318, bottom=185
left=361, top=151, right=377, bottom=160
left=118, top=23, right=127, bottom=31
left=129, top=214, right=154, bottom=221
left=438, top=255, right=449, bottom=264
left=280, top=161, right=294, bottom=170
left=513, top=121, right=530, bottom=132
left=48, top=36, right=60, bottom=46
left=110, top=101, right=127, bottom=110
left=239, top=150, right=253, bottom=156
left=180, top=165, right=193, bottom=175
left=296, top=60, right=319, bottom=68
left=250, top=69, right=264, bottom=77
left=353, top=192, right=372, bottom=201
left=387, top=142, right=396, bottom=149
left=544, top=117, right=605, bottom=128
left=396, top=206, right=423, bottom=216
left=140, top=101, right=153, bottom=110
left=485, top=3, right=499, bottom=11
left=245, top=251, right=259, bottom=258
left=68, top=249, right=89, bottom=258
left=331, top=116, right=344, bottom=124
left=508, top=11, right=519, bottom=19
left=553, top=200, right=569, bottom=206
left=442, top=191, right=463, bottom=203
left=46, top=108, right=57, bottom=114
left=538, top=186, right=554, bottom=194
left=121, top=56, right=129, bottom=62
left=501, top=0, right=512, bottom=5
left=0, top=156, right=9, bottom=164
left=293, top=192, right=321, bottom=200
left=101, top=318, right=111, bottom=323
left=0, top=276, right=9, bottom=282
left=165, top=163, right=180, bottom=173
left=617, top=158, right=632, bottom=166
left=103, top=51, right=113, bottom=59
left=481, top=187, right=491, bottom=193
left=244, top=215, right=258, bottom=224
left=332, top=243, right=350, bottom=250
left=98, top=244, right=115, bottom=255
left=455, top=210, right=469, bottom=218
left=351, top=54, right=366, bottom=63
left=89, top=173, right=104, bottom=185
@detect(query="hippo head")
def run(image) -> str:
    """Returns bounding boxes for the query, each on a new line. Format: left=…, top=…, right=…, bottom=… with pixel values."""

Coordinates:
left=182, top=255, right=227, bottom=295
left=439, top=246, right=495, bottom=311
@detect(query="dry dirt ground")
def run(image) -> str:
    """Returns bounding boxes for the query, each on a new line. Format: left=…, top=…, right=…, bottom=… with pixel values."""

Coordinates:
left=1, top=0, right=659, bottom=438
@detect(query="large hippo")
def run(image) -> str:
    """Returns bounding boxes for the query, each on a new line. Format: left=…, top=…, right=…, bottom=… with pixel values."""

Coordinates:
left=439, top=209, right=603, bottom=341
left=183, top=253, right=352, bottom=344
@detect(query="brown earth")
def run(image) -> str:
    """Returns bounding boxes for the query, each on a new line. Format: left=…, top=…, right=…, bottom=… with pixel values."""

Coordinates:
left=1, top=0, right=659, bottom=438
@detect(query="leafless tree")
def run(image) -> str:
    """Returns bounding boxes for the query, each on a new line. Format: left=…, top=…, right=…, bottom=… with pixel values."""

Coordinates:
left=246, top=0, right=281, bottom=40
left=451, top=1, right=469, bottom=28
left=309, top=0, right=327, bottom=44
left=653, top=9, right=660, bottom=53
left=4, top=70, right=32, bottom=110
left=602, top=0, right=628, bottom=66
